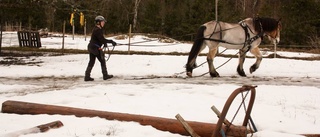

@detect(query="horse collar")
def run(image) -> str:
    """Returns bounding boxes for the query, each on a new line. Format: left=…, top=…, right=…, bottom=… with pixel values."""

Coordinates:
left=239, top=21, right=265, bottom=53
left=240, top=22, right=251, bottom=52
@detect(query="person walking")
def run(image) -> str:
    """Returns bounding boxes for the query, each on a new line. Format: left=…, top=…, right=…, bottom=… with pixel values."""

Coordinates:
left=84, top=15, right=117, bottom=81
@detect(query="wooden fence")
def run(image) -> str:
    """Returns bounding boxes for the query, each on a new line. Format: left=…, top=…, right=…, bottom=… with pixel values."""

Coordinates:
left=17, top=31, right=41, bottom=48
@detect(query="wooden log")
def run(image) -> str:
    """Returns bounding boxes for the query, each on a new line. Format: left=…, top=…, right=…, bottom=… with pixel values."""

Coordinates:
left=37, top=120, right=64, bottom=132
left=302, top=135, right=320, bottom=137
left=1, top=120, right=63, bottom=137
left=1, top=100, right=248, bottom=137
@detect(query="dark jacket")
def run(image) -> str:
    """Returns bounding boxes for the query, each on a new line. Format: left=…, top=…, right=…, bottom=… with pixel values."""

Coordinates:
left=88, top=26, right=113, bottom=55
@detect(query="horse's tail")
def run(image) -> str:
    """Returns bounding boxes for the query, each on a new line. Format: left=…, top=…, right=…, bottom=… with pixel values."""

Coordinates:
left=186, top=25, right=206, bottom=76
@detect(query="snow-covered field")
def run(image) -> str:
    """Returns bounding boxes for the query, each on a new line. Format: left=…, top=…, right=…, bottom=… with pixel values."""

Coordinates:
left=1, top=31, right=320, bottom=137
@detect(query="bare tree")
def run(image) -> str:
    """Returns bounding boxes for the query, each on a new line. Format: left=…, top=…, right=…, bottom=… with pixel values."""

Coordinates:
left=132, top=0, right=141, bottom=30
left=133, top=0, right=141, bottom=30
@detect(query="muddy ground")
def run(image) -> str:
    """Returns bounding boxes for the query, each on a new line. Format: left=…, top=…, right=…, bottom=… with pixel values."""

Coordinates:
left=1, top=50, right=319, bottom=97
left=1, top=74, right=319, bottom=97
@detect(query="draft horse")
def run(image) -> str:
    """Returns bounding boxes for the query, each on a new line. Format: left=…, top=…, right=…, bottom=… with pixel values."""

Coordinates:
left=186, top=17, right=281, bottom=77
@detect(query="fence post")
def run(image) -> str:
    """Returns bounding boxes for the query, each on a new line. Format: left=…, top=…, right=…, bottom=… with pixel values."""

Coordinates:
left=72, top=20, right=75, bottom=40
left=0, top=20, right=2, bottom=56
left=84, top=19, right=87, bottom=41
left=62, top=20, right=65, bottom=52
left=274, top=43, right=277, bottom=58
left=128, top=24, right=132, bottom=55
left=215, top=0, right=219, bottom=55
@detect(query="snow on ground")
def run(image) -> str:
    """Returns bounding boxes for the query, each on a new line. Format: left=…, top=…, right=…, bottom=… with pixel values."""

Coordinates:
left=0, top=31, right=320, bottom=137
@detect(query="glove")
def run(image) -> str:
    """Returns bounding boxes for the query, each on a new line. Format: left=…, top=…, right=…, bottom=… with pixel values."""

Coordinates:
left=111, top=41, right=117, bottom=46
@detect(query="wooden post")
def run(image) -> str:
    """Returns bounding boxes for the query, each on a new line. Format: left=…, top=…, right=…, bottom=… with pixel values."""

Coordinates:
left=128, top=24, right=132, bottom=55
left=0, top=21, right=2, bottom=55
left=215, top=0, right=219, bottom=54
left=84, top=19, right=87, bottom=41
left=274, top=43, right=277, bottom=58
left=215, top=0, right=218, bottom=21
left=2, top=100, right=249, bottom=137
left=62, top=21, right=65, bottom=51
left=72, top=19, right=75, bottom=40
left=211, top=105, right=231, bottom=126
left=176, top=114, right=200, bottom=137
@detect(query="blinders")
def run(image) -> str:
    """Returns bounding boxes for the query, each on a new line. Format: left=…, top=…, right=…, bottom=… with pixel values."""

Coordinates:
left=265, top=20, right=281, bottom=44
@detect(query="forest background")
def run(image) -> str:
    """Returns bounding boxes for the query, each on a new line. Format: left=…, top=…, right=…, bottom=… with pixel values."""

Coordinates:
left=1, top=0, right=320, bottom=47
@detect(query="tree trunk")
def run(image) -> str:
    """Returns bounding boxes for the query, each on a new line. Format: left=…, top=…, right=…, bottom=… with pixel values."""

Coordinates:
left=133, top=0, right=141, bottom=30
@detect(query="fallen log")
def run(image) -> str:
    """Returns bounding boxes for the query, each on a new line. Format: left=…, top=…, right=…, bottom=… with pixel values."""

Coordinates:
left=1, top=120, right=63, bottom=137
left=1, top=100, right=248, bottom=137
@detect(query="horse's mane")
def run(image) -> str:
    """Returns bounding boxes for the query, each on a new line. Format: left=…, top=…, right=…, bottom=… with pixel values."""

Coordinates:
left=253, top=17, right=279, bottom=34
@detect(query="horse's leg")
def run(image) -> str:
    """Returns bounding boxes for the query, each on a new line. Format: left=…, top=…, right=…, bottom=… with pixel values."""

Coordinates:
left=249, top=47, right=262, bottom=73
left=186, top=43, right=206, bottom=77
left=237, top=49, right=247, bottom=77
left=207, top=47, right=220, bottom=77
left=186, top=26, right=207, bottom=77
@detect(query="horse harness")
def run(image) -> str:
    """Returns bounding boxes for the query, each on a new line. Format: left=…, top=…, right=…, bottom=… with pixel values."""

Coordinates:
left=239, top=21, right=264, bottom=52
left=203, top=20, right=264, bottom=53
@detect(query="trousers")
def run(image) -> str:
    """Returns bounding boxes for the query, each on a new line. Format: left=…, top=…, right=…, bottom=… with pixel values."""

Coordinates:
left=85, top=44, right=108, bottom=77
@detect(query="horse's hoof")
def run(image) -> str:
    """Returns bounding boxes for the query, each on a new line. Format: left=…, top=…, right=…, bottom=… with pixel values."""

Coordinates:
left=186, top=72, right=193, bottom=77
left=210, top=72, right=220, bottom=77
left=250, top=65, right=257, bottom=73
left=237, top=70, right=247, bottom=77
left=237, top=69, right=247, bottom=77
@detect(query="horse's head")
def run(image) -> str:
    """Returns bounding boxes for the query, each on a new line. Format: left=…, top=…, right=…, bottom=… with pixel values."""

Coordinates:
left=267, top=19, right=281, bottom=44
left=254, top=17, right=282, bottom=44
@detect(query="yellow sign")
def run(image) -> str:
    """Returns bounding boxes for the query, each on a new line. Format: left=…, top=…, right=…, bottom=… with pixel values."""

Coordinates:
left=70, top=13, right=74, bottom=26
left=80, top=12, right=84, bottom=26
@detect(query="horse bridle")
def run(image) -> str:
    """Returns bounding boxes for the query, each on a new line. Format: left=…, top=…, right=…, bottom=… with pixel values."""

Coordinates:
left=264, top=21, right=281, bottom=44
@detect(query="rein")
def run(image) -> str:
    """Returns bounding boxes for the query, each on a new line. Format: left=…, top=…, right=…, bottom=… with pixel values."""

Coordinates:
left=192, top=50, right=239, bottom=78
left=117, top=39, right=159, bottom=46
left=203, top=25, right=243, bottom=45
left=102, top=44, right=115, bottom=62
left=174, top=48, right=237, bottom=78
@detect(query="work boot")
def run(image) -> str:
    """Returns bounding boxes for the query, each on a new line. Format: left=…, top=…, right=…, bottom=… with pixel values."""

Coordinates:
left=85, top=66, right=94, bottom=81
left=103, top=74, right=113, bottom=80
left=102, top=66, right=113, bottom=80
left=84, top=76, right=94, bottom=81
left=84, top=72, right=94, bottom=81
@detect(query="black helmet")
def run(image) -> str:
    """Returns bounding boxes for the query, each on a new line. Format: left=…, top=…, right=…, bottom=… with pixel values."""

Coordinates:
left=95, top=15, right=106, bottom=22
